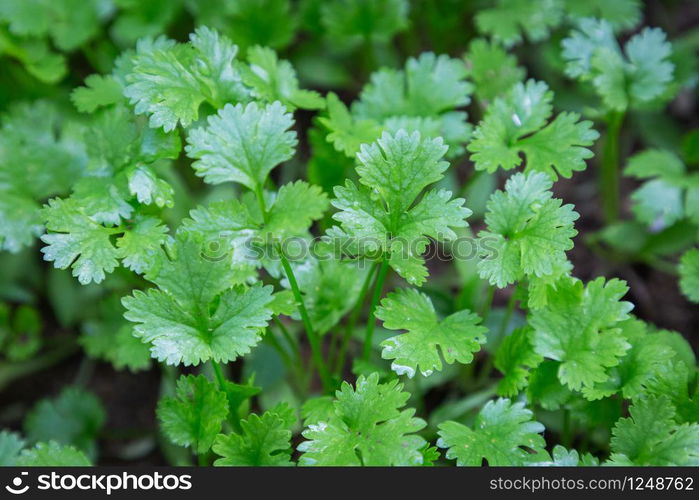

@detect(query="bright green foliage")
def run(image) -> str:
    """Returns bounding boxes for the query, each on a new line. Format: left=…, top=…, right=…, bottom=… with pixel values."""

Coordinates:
left=329, top=130, right=469, bottom=285
left=241, top=46, right=324, bottom=111
left=465, top=38, right=525, bottom=103
left=581, top=318, right=677, bottom=401
left=158, top=374, right=229, bottom=455
left=437, top=398, right=546, bottom=466
left=215, top=0, right=296, bottom=51
left=321, top=53, right=472, bottom=158
left=122, top=232, right=275, bottom=366
left=529, top=277, right=633, bottom=391
left=562, top=0, right=642, bottom=31
left=186, top=101, right=296, bottom=189
left=468, top=80, right=599, bottom=178
left=0, top=431, right=25, bottom=465
left=609, top=396, right=699, bottom=465
left=494, top=327, right=543, bottom=396
left=679, top=248, right=699, bottom=303
left=17, top=441, right=91, bottom=466
left=0, top=0, right=103, bottom=51
left=531, top=445, right=599, bottom=466
left=71, top=75, right=124, bottom=113
left=0, top=102, right=84, bottom=252
left=475, top=0, right=563, bottom=47
left=562, top=19, right=675, bottom=111
left=124, top=27, right=250, bottom=131
left=478, top=172, right=579, bottom=288
left=298, top=374, right=427, bottom=465
left=290, top=257, right=369, bottom=335
left=376, top=288, right=487, bottom=378
left=624, top=149, right=699, bottom=229
left=321, top=0, right=409, bottom=48
left=213, top=403, right=295, bottom=466
left=25, top=387, right=105, bottom=459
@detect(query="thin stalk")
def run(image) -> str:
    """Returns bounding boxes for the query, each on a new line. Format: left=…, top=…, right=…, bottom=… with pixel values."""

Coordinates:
left=211, top=361, right=242, bottom=432
left=362, top=258, right=390, bottom=361
left=254, top=184, right=269, bottom=223
left=333, top=261, right=379, bottom=374
left=479, top=284, right=496, bottom=323
left=477, top=288, right=517, bottom=385
left=601, top=111, right=625, bottom=223
left=278, top=248, right=334, bottom=393
left=273, top=316, right=301, bottom=362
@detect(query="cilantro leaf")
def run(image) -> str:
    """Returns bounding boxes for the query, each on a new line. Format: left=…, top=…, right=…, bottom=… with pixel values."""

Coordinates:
left=468, top=80, right=599, bottom=178
left=529, top=277, right=633, bottom=391
left=213, top=403, right=295, bottom=466
left=71, top=74, right=125, bottom=114
left=25, top=387, right=105, bottom=460
left=376, top=288, right=487, bottom=378
left=186, top=101, right=297, bottom=189
left=475, top=0, right=563, bottom=47
left=17, top=441, right=91, bottom=466
left=495, top=327, right=543, bottom=397
left=329, top=131, right=469, bottom=285
left=241, top=46, right=324, bottom=111
left=437, top=398, right=546, bottom=466
left=158, top=374, right=229, bottom=454
left=477, top=172, right=579, bottom=288
left=122, top=232, right=275, bottom=366
left=562, top=0, right=642, bottom=31
left=609, top=395, right=699, bottom=465
left=321, top=0, right=409, bottom=48
left=0, top=431, right=24, bottom=466
left=318, top=92, right=382, bottom=157
left=465, top=38, right=525, bottom=103
left=124, top=27, right=250, bottom=131
left=41, top=198, right=121, bottom=285
left=562, top=19, right=675, bottom=111
left=298, top=373, right=427, bottom=466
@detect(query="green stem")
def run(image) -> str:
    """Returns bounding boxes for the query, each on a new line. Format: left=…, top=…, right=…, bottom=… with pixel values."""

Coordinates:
left=273, top=316, right=301, bottom=362
left=211, top=361, right=243, bottom=432
left=477, top=288, right=517, bottom=385
left=479, top=284, right=496, bottom=323
left=254, top=184, right=269, bottom=223
left=562, top=408, right=572, bottom=448
left=601, top=111, right=625, bottom=224
left=278, top=248, right=334, bottom=393
left=362, top=258, right=390, bottom=361
left=333, top=261, right=379, bottom=374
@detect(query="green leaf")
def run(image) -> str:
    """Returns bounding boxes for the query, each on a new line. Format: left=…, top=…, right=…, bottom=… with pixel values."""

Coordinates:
left=116, top=216, right=171, bottom=274
left=354, top=52, right=472, bottom=120
left=468, top=80, right=599, bottom=178
left=213, top=403, right=295, bottom=466
left=124, top=27, right=250, bottom=131
left=0, top=431, right=25, bottom=466
left=529, top=277, right=633, bottom=391
left=265, top=181, right=329, bottom=239
left=321, top=0, right=408, bottom=48
left=376, top=288, right=486, bottom=378
left=495, top=327, right=543, bottom=397
left=318, top=92, right=382, bottom=157
left=126, top=165, right=175, bottom=208
left=329, top=131, right=469, bottom=285
left=562, top=0, right=642, bottom=31
left=41, top=198, right=120, bottom=285
left=158, top=374, right=229, bottom=454
left=437, top=398, right=546, bottom=466
left=17, top=441, right=91, bottom=466
left=609, top=396, right=699, bottom=465
left=25, top=387, right=105, bottom=459
left=241, top=46, right=324, bottom=111
left=562, top=19, right=675, bottom=111
left=186, top=101, right=297, bottom=189
left=298, top=373, right=427, bottom=465
left=475, top=0, right=563, bottom=47
left=71, top=74, right=124, bottom=114
left=122, top=232, right=275, bottom=365
left=477, top=172, right=578, bottom=288
left=679, top=248, right=699, bottom=303
left=529, top=445, right=599, bottom=466
left=465, top=38, right=525, bottom=103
